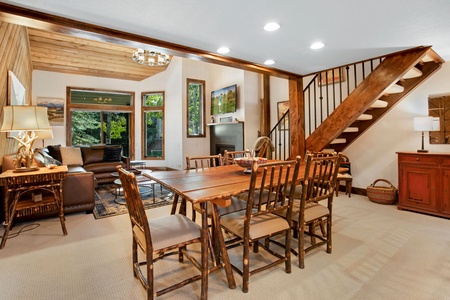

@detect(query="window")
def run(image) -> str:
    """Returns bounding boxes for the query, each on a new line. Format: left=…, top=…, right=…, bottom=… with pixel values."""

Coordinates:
left=67, top=88, right=134, bottom=157
left=142, top=92, right=164, bottom=159
left=187, top=79, right=205, bottom=137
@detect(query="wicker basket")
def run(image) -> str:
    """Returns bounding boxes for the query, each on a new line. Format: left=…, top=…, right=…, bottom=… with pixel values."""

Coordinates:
left=367, top=179, right=397, bottom=205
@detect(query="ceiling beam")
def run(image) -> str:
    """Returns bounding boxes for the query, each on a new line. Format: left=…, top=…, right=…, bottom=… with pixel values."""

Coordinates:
left=0, top=3, right=302, bottom=80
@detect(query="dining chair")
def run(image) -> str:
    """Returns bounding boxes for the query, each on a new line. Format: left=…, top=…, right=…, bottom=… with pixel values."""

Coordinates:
left=186, top=154, right=222, bottom=169
left=171, top=154, right=224, bottom=218
left=223, top=150, right=252, bottom=165
left=335, top=154, right=353, bottom=197
left=289, top=152, right=342, bottom=269
left=216, top=156, right=301, bottom=293
left=284, top=150, right=336, bottom=199
left=117, top=167, right=203, bottom=300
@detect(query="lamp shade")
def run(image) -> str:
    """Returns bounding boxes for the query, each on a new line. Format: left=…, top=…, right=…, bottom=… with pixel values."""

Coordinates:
left=413, top=116, right=433, bottom=131
left=35, top=130, right=54, bottom=139
left=1, top=106, right=52, bottom=132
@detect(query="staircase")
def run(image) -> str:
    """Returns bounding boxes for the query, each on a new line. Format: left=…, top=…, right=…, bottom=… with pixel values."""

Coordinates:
left=269, top=46, right=444, bottom=159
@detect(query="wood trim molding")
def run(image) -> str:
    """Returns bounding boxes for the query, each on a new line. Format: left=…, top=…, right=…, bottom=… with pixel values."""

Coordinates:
left=0, top=3, right=302, bottom=80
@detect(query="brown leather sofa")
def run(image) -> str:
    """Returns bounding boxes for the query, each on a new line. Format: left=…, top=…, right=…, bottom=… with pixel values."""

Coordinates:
left=79, top=145, right=130, bottom=184
left=46, top=144, right=130, bottom=184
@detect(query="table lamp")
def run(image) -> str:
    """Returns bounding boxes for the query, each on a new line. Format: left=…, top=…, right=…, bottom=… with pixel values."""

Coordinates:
left=413, top=116, right=433, bottom=153
left=1, top=105, right=53, bottom=172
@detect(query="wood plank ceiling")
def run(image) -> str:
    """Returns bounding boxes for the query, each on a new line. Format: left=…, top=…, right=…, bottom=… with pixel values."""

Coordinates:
left=28, top=28, right=169, bottom=81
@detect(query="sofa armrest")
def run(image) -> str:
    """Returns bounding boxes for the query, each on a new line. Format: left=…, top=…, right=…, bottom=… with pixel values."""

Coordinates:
left=121, top=156, right=130, bottom=169
left=63, top=171, right=95, bottom=214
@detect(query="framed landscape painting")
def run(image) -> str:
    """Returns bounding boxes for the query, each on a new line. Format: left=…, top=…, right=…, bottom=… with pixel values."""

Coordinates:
left=37, top=97, right=65, bottom=126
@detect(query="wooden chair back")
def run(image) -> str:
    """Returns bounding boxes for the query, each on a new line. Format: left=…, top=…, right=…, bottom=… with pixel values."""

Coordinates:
left=186, top=154, right=222, bottom=170
left=246, top=155, right=302, bottom=226
left=118, top=168, right=154, bottom=253
left=301, top=152, right=342, bottom=205
left=223, top=150, right=252, bottom=165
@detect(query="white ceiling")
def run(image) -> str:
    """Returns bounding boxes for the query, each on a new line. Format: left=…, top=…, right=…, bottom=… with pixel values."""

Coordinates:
left=4, top=0, right=450, bottom=75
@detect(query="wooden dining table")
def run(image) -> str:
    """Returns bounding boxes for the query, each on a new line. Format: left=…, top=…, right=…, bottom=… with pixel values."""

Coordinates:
left=143, top=162, right=306, bottom=299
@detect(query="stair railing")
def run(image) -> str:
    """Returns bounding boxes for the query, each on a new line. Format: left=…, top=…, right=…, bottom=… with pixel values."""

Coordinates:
left=269, top=57, right=385, bottom=160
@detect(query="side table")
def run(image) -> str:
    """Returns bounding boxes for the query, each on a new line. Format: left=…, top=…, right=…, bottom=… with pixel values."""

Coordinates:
left=0, top=166, right=68, bottom=249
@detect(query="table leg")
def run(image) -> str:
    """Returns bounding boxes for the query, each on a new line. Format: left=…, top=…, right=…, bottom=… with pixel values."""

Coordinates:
left=200, top=202, right=208, bottom=300
left=53, top=183, right=68, bottom=235
left=211, top=204, right=236, bottom=289
left=170, top=193, right=179, bottom=215
left=1, top=191, right=20, bottom=249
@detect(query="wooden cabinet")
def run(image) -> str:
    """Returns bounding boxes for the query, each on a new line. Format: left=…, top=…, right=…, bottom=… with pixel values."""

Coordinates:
left=397, top=152, right=450, bottom=218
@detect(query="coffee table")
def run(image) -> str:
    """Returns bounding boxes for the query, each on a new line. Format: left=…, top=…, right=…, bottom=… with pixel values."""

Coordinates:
left=112, top=170, right=159, bottom=204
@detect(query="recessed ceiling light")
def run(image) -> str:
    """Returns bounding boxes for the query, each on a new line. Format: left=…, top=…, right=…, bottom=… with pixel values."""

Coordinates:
left=264, top=59, right=275, bottom=65
left=217, top=47, right=230, bottom=54
left=264, top=22, right=280, bottom=32
left=310, top=42, right=325, bottom=50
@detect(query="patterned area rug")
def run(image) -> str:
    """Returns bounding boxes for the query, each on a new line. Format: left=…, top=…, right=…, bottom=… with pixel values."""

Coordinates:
left=93, top=183, right=173, bottom=219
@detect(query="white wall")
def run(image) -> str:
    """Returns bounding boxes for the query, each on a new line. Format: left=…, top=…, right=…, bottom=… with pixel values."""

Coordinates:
left=31, top=70, right=140, bottom=147
left=242, top=71, right=261, bottom=149
left=270, top=76, right=289, bottom=128
left=140, top=57, right=183, bottom=169
left=32, top=57, right=277, bottom=170
left=345, top=62, right=450, bottom=189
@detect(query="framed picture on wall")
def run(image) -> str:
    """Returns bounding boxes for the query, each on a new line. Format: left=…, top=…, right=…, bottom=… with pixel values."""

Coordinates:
left=8, top=70, right=26, bottom=105
left=37, top=97, right=65, bottom=126
left=318, top=67, right=346, bottom=86
left=277, top=101, right=289, bottom=130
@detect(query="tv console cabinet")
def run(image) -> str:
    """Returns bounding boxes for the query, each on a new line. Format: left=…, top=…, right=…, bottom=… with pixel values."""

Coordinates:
left=397, top=152, right=450, bottom=218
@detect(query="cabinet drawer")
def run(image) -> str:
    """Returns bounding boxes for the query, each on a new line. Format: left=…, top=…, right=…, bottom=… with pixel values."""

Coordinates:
left=439, top=156, right=450, bottom=166
left=398, top=154, right=438, bottom=164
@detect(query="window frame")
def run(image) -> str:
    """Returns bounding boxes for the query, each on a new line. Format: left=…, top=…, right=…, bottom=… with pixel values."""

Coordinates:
left=186, top=78, right=206, bottom=138
left=142, top=91, right=165, bottom=160
left=66, top=87, right=135, bottom=158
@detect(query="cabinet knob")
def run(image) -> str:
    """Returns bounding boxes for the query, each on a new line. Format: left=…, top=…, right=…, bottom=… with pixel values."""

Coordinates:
left=416, top=158, right=419, bottom=161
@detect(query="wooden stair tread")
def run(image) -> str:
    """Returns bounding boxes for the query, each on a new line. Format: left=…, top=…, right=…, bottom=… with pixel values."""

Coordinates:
left=357, top=114, right=373, bottom=121
left=330, top=138, right=346, bottom=144
left=402, top=66, right=422, bottom=79
left=385, top=84, right=404, bottom=94
left=343, top=127, right=358, bottom=133
left=371, top=100, right=388, bottom=108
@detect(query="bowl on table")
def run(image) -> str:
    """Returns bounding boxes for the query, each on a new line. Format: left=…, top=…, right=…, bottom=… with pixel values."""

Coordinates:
left=234, top=157, right=268, bottom=173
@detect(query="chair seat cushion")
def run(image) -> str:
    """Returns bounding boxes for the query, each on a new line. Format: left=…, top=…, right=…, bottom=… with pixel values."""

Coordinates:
left=133, top=214, right=201, bottom=252
left=291, top=201, right=330, bottom=223
left=337, top=173, right=352, bottom=179
left=220, top=210, right=290, bottom=240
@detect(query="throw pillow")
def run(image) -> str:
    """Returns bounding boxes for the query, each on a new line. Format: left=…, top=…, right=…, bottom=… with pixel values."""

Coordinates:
left=81, top=147, right=104, bottom=165
left=47, top=144, right=62, bottom=162
left=34, top=149, right=62, bottom=167
left=60, top=147, right=83, bottom=166
left=103, top=146, right=122, bottom=162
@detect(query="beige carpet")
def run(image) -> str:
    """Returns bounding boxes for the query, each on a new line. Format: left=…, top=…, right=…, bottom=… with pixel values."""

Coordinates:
left=0, top=194, right=449, bottom=300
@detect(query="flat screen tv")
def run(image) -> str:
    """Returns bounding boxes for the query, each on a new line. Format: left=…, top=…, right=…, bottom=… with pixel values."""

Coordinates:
left=211, top=84, right=237, bottom=115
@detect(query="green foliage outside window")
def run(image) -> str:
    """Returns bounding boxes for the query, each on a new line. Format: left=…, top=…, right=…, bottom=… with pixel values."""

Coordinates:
left=71, top=111, right=101, bottom=145
left=187, top=79, right=205, bottom=137
left=143, top=92, right=164, bottom=158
